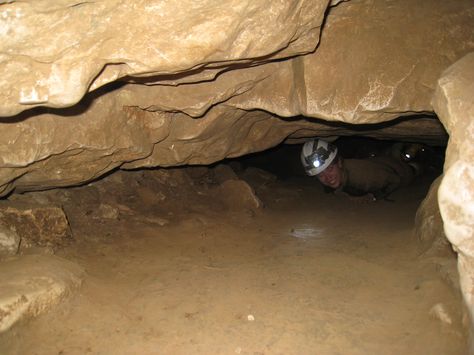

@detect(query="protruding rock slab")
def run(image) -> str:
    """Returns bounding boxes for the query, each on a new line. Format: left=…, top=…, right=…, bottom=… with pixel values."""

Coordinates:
left=0, top=203, right=71, bottom=249
left=0, top=254, right=85, bottom=333
left=0, top=0, right=326, bottom=117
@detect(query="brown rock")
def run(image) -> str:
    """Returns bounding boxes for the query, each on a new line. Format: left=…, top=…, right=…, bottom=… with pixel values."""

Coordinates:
left=212, top=164, right=239, bottom=185
left=0, top=203, right=71, bottom=249
left=240, top=167, right=277, bottom=190
left=215, top=180, right=262, bottom=212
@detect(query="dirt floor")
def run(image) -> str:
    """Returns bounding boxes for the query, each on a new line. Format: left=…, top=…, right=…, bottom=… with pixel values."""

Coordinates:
left=0, top=166, right=467, bottom=355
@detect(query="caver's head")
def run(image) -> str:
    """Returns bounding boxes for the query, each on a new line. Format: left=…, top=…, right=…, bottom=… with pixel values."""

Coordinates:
left=301, top=139, right=343, bottom=189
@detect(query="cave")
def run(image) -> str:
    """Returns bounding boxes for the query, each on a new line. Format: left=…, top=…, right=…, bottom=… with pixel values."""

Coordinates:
left=0, top=0, right=473, bottom=354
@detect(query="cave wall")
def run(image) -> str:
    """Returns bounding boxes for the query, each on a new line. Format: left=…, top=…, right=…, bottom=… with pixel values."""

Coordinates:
left=433, top=53, right=474, bottom=329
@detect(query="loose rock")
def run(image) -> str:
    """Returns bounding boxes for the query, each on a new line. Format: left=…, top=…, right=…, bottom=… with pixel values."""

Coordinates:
left=0, top=254, right=85, bottom=333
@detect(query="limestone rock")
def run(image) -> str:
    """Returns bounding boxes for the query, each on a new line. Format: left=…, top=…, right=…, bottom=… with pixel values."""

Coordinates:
left=0, top=225, right=20, bottom=258
left=215, top=180, right=262, bottom=212
left=415, top=176, right=454, bottom=256
left=435, top=259, right=461, bottom=293
left=0, top=0, right=470, bottom=196
left=0, top=254, right=84, bottom=333
left=0, top=0, right=326, bottom=117
left=0, top=203, right=71, bottom=249
left=228, top=0, right=474, bottom=123
left=433, top=52, right=474, bottom=326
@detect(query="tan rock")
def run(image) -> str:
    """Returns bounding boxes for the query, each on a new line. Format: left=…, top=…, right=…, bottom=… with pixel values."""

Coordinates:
left=0, top=254, right=84, bottom=333
left=0, top=225, right=20, bottom=258
left=415, top=176, right=454, bottom=256
left=0, top=0, right=470, bottom=196
left=0, top=0, right=326, bottom=117
left=0, top=203, right=71, bottom=249
left=215, top=180, right=262, bottom=212
left=229, top=0, right=474, bottom=123
left=433, top=52, right=474, bottom=326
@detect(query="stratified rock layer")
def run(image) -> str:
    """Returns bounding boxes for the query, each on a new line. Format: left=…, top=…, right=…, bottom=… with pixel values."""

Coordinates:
left=1, top=0, right=326, bottom=117
left=0, top=0, right=472, bottom=197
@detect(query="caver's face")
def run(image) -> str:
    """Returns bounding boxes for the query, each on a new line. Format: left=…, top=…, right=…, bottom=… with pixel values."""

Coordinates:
left=317, top=159, right=343, bottom=189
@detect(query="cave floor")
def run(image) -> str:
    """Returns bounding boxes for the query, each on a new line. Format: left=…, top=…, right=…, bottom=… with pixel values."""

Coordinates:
left=0, top=172, right=466, bottom=355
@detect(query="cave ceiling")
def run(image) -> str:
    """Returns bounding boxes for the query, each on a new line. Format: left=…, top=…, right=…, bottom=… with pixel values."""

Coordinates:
left=0, top=0, right=473, bottom=195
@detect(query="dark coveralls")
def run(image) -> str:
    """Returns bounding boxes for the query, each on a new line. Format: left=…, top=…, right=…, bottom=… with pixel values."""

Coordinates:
left=335, top=156, right=416, bottom=200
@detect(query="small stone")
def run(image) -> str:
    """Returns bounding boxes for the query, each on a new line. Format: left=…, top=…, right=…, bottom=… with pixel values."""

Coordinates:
left=247, top=314, right=255, bottom=321
left=136, top=216, right=169, bottom=226
left=429, top=303, right=453, bottom=325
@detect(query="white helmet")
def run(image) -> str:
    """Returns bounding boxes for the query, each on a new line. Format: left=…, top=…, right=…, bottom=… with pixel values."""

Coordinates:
left=301, top=139, right=338, bottom=176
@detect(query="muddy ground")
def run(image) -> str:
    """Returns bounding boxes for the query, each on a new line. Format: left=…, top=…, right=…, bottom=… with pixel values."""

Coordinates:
left=0, top=165, right=466, bottom=355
